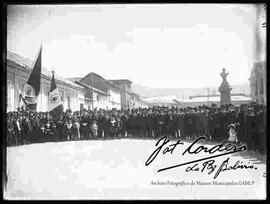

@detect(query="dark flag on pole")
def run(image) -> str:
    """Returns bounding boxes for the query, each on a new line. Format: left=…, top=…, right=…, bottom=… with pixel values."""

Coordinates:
left=20, top=46, right=42, bottom=111
left=48, top=71, right=63, bottom=121
left=27, top=46, right=42, bottom=96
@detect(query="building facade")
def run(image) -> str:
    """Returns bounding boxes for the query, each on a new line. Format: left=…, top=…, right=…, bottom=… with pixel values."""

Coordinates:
left=73, top=73, right=122, bottom=110
left=74, top=80, right=110, bottom=110
left=7, top=51, right=85, bottom=112
left=7, top=52, right=142, bottom=112
left=109, top=79, right=132, bottom=109
left=108, top=81, right=121, bottom=109
left=109, top=79, right=144, bottom=109
left=249, top=5, right=266, bottom=105
left=249, top=61, right=266, bottom=105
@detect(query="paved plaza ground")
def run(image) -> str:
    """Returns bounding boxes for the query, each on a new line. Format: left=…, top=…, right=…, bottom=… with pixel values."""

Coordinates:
left=5, top=138, right=266, bottom=200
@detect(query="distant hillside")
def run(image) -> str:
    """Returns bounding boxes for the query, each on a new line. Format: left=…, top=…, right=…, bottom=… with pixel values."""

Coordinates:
left=132, top=83, right=250, bottom=100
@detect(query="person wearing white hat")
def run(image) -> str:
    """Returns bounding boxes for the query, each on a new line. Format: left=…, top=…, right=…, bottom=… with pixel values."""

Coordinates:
left=228, top=123, right=238, bottom=143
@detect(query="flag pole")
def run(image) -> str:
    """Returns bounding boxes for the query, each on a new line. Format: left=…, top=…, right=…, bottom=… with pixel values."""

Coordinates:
left=30, top=45, right=42, bottom=70
left=48, top=69, right=64, bottom=121
left=24, top=44, right=42, bottom=111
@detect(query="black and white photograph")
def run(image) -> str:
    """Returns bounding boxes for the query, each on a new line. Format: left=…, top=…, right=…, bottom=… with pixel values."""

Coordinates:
left=4, top=3, right=267, bottom=200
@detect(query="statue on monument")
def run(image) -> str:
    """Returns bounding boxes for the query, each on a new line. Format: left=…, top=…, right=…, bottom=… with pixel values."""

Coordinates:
left=220, top=68, right=229, bottom=82
left=218, top=68, right=232, bottom=105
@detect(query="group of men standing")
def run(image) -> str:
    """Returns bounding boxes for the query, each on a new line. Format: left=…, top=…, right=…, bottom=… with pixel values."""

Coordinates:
left=7, top=103, right=266, bottom=153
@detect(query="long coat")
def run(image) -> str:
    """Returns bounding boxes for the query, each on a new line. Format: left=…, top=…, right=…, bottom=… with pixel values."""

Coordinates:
left=245, top=113, right=257, bottom=150
left=22, top=118, right=32, bottom=142
left=80, top=115, right=90, bottom=139
left=7, top=119, right=15, bottom=145
left=13, top=119, right=22, bottom=144
left=31, top=117, right=40, bottom=142
left=237, top=111, right=245, bottom=143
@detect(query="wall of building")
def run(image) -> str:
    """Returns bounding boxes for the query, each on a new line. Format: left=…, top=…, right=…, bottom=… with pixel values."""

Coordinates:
left=108, top=87, right=121, bottom=109
left=7, top=62, right=85, bottom=112
left=7, top=71, right=15, bottom=112
left=249, top=5, right=266, bottom=105
left=118, top=85, right=127, bottom=109
left=250, top=61, right=266, bottom=105
left=109, top=80, right=142, bottom=110
left=91, top=92, right=110, bottom=110
left=130, top=94, right=143, bottom=108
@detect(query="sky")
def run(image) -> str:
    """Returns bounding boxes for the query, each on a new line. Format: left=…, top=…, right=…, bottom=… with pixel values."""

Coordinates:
left=7, top=4, right=264, bottom=88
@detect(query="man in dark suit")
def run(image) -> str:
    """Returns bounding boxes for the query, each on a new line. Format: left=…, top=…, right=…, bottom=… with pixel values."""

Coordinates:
left=139, top=112, right=147, bottom=138
left=166, top=111, right=175, bottom=138
left=120, top=112, right=128, bottom=138
left=97, top=112, right=105, bottom=139
left=13, top=116, right=22, bottom=145
left=103, top=113, right=111, bottom=139
left=80, top=112, right=89, bottom=140
left=245, top=108, right=257, bottom=151
left=157, top=111, right=166, bottom=137
left=7, top=116, right=15, bottom=146
left=30, top=113, right=40, bottom=143
left=44, top=113, right=53, bottom=142
left=191, top=109, right=198, bottom=139
left=256, top=106, right=266, bottom=153
left=39, top=113, right=47, bottom=142
left=56, top=115, right=65, bottom=142
left=146, top=111, right=154, bottom=138
left=177, top=111, right=185, bottom=139
left=183, top=110, right=190, bottom=139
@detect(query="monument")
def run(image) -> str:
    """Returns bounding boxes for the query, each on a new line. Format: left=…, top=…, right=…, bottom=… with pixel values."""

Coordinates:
left=218, top=68, right=232, bottom=105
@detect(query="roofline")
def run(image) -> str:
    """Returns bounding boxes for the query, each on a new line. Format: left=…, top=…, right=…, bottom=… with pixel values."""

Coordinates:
left=108, top=81, right=121, bottom=89
left=109, top=79, right=133, bottom=84
left=80, top=73, right=121, bottom=90
left=6, top=51, right=84, bottom=90
left=75, top=81, right=110, bottom=96
left=66, top=77, right=82, bottom=82
left=7, top=60, right=84, bottom=91
left=82, top=72, right=106, bottom=81
left=128, top=91, right=140, bottom=98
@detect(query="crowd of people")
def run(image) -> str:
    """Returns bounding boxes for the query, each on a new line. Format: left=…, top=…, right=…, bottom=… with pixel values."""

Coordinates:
left=6, top=103, right=266, bottom=153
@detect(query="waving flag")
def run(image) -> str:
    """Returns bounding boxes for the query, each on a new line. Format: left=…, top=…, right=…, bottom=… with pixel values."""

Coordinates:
left=20, top=46, right=42, bottom=111
left=48, top=71, right=63, bottom=120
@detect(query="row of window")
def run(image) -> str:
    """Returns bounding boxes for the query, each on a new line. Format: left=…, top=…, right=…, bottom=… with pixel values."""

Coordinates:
left=7, top=81, right=74, bottom=111
left=8, top=80, right=125, bottom=111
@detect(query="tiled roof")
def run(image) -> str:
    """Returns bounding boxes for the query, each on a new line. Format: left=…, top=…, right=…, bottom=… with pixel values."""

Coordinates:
left=80, top=72, right=109, bottom=93
left=7, top=51, right=83, bottom=89
left=67, top=77, right=82, bottom=82
left=108, top=81, right=121, bottom=89
left=109, top=79, right=132, bottom=84
left=75, top=81, right=109, bottom=96
left=128, top=90, right=140, bottom=98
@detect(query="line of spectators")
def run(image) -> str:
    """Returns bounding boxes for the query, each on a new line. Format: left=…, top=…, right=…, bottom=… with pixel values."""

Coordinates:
left=7, top=103, right=266, bottom=153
